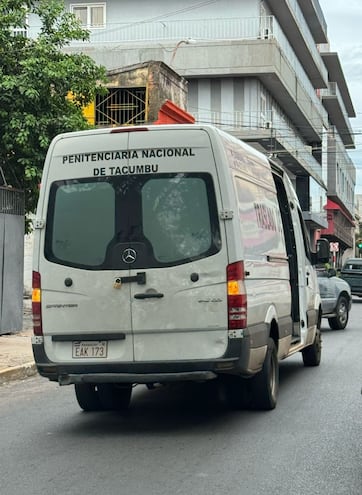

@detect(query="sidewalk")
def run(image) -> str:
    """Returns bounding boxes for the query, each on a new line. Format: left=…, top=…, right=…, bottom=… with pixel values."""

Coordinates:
left=0, top=299, right=37, bottom=385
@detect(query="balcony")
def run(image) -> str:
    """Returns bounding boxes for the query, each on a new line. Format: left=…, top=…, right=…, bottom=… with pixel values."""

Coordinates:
left=192, top=107, right=325, bottom=186
left=326, top=131, right=355, bottom=217
left=298, top=0, right=328, bottom=43
left=266, top=0, right=328, bottom=86
left=319, top=83, right=355, bottom=148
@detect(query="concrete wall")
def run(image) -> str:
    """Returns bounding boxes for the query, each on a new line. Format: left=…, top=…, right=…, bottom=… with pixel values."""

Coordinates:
left=0, top=214, right=24, bottom=334
left=106, top=61, right=188, bottom=123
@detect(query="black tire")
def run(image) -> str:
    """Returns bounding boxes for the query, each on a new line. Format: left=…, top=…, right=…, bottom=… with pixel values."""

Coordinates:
left=328, top=296, right=349, bottom=330
left=74, top=383, right=102, bottom=412
left=97, top=384, right=132, bottom=411
left=302, top=328, right=322, bottom=366
left=249, top=338, right=279, bottom=410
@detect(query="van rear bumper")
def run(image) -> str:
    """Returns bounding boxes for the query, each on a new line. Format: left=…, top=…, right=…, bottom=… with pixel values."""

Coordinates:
left=59, top=371, right=219, bottom=385
left=33, top=355, right=241, bottom=385
left=32, top=336, right=261, bottom=384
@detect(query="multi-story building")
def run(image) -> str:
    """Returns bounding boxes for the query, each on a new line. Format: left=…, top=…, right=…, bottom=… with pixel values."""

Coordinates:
left=28, top=0, right=356, bottom=255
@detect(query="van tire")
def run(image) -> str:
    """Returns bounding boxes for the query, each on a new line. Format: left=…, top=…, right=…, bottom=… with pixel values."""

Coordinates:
left=302, top=328, right=322, bottom=366
left=74, top=384, right=102, bottom=412
left=249, top=338, right=278, bottom=410
left=97, top=384, right=132, bottom=411
left=328, top=296, right=349, bottom=330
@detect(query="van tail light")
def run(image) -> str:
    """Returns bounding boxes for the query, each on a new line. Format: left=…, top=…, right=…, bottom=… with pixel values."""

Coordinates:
left=32, top=271, right=43, bottom=336
left=227, top=261, right=247, bottom=329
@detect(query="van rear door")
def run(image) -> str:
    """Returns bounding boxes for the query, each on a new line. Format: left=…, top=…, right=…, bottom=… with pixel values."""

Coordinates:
left=125, top=128, right=229, bottom=362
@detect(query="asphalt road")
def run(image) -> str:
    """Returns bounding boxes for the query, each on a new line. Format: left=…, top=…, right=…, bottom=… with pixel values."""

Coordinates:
left=1, top=301, right=361, bottom=495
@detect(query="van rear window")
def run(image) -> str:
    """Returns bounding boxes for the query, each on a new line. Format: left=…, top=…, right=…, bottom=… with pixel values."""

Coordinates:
left=45, top=173, right=221, bottom=269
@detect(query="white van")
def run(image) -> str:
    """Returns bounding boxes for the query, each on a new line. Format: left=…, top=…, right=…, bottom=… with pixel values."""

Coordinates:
left=32, top=124, right=329, bottom=411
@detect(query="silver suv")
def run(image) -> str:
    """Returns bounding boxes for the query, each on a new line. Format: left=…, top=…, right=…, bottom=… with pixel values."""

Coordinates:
left=317, top=268, right=352, bottom=330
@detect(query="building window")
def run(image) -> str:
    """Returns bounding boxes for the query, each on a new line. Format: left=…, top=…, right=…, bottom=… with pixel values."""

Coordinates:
left=70, top=3, right=106, bottom=29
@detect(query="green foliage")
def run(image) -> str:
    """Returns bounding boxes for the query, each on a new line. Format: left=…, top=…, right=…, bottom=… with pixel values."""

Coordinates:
left=0, top=0, right=107, bottom=227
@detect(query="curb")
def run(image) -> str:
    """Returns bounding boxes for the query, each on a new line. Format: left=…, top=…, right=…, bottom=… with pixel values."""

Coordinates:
left=0, top=362, right=38, bottom=386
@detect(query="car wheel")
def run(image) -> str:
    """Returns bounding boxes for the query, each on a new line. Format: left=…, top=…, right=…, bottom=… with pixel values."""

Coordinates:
left=302, top=328, right=322, bottom=366
left=328, top=296, right=349, bottom=330
left=249, top=337, right=279, bottom=410
left=74, top=384, right=102, bottom=412
left=97, top=384, right=132, bottom=411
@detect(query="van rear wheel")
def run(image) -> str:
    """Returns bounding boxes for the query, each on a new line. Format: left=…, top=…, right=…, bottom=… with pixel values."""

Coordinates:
left=74, top=384, right=102, bottom=412
left=302, top=328, right=322, bottom=366
left=249, top=338, right=279, bottom=410
left=97, top=384, right=132, bottom=411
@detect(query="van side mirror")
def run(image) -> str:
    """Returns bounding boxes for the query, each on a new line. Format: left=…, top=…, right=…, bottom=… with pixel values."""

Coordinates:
left=312, top=238, right=330, bottom=265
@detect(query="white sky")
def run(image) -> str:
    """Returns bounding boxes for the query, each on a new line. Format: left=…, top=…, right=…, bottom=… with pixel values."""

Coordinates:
left=318, top=0, right=362, bottom=193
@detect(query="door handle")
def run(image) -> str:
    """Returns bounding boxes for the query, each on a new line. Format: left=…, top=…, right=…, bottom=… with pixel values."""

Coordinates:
left=134, top=292, right=164, bottom=299
left=120, top=272, right=146, bottom=285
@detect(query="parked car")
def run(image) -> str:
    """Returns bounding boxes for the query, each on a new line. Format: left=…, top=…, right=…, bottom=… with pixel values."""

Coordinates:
left=317, top=268, right=352, bottom=330
left=339, top=258, right=362, bottom=297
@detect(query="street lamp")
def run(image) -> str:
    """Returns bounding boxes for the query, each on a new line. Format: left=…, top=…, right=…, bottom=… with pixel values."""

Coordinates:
left=170, top=38, right=195, bottom=65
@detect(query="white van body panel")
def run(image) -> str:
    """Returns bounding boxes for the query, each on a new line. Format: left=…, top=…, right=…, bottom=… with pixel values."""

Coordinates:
left=36, top=127, right=231, bottom=363
left=32, top=124, right=323, bottom=398
left=130, top=258, right=229, bottom=361
left=218, top=130, right=291, bottom=341
left=39, top=263, right=134, bottom=363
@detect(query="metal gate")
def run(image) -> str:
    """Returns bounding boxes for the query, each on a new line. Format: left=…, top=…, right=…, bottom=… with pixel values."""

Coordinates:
left=0, top=187, right=24, bottom=334
left=95, top=87, right=147, bottom=127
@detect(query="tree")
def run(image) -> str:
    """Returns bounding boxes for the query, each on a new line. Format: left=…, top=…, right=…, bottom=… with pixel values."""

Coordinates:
left=0, top=0, right=106, bottom=228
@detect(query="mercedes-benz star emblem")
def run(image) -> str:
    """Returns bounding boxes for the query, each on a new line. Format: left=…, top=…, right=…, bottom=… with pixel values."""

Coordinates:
left=122, top=248, right=137, bottom=264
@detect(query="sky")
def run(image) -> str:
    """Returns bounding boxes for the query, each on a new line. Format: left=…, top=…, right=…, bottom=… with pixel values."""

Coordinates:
left=318, top=0, right=362, bottom=194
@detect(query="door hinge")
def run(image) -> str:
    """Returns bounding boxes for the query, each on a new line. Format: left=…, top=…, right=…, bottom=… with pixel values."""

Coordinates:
left=220, top=209, right=234, bottom=220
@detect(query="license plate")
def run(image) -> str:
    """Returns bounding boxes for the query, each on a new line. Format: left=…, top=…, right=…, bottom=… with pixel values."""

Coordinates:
left=72, top=341, right=108, bottom=359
